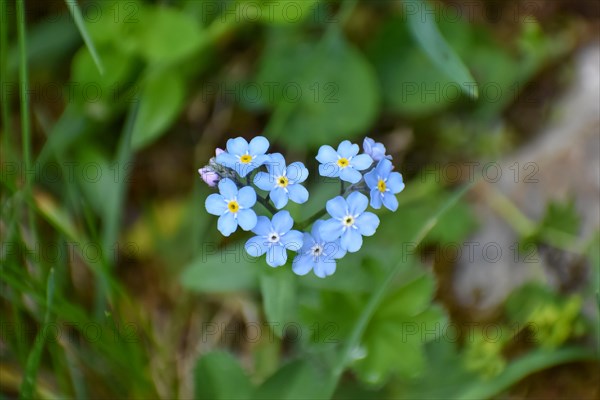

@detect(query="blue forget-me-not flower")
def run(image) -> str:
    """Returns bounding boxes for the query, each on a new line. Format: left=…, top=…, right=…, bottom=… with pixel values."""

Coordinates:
left=245, top=210, right=304, bottom=267
left=292, top=220, right=347, bottom=278
left=254, top=153, right=309, bottom=209
left=205, top=178, right=258, bottom=236
left=363, top=137, right=392, bottom=162
left=316, top=140, right=373, bottom=184
left=319, top=192, right=380, bottom=253
left=364, top=159, right=405, bottom=211
left=216, top=136, right=270, bottom=177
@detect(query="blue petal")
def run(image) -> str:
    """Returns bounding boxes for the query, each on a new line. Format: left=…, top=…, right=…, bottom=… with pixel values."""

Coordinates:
left=382, top=193, right=399, bottom=211
left=376, top=158, right=394, bottom=176
left=270, top=187, right=289, bottom=209
left=251, top=155, right=270, bottom=169
left=356, top=212, right=380, bottom=236
left=363, top=168, right=378, bottom=189
left=311, top=220, right=324, bottom=242
left=248, top=136, right=269, bottom=155
left=316, top=145, right=338, bottom=163
left=347, top=192, right=369, bottom=215
left=337, top=140, right=359, bottom=158
left=300, top=232, right=316, bottom=253
left=341, top=228, right=362, bottom=253
left=266, top=245, right=287, bottom=267
left=363, top=137, right=374, bottom=154
left=387, top=172, right=405, bottom=194
left=254, top=171, right=275, bottom=191
left=280, top=230, right=303, bottom=251
left=226, top=137, right=248, bottom=155
left=339, top=167, right=362, bottom=184
left=267, top=153, right=286, bottom=177
left=237, top=186, right=257, bottom=207
left=236, top=163, right=256, bottom=178
left=271, top=210, right=293, bottom=233
left=237, top=209, right=257, bottom=231
left=287, top=184, right=309, bottom=204
left=326, top=196, right=348, bottom=219
left=218, top=178, right=238, bottom=199
left=215, top=152, right=238, bottom=169
left=217, top=212, right=238, bottom=237
left=245, top=236, right=268, bottom=257
left=369, top=189, right=383, bottom=209
left=205, top=194, right=226, bottom=215
left=351, top=154, right=373, bottom=170
left=292, top=254, right=314, bottom=276
left=318, top=163, right=339, bottom=178
left=286, top=162, right=309, bottom=183
left=252, top=216, right=272, bottom=235
left=330, top=239, right=347, bottom=259
left=319, top=218, right=343, bottom=241
left=314, top=258, right=336, bottom=278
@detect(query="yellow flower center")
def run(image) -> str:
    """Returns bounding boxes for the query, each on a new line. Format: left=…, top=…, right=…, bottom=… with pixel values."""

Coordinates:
left=277, top=176, right=289, bottom=188
left=377, top=179, right=387, bottom=193
left=343, top=215, right=354, bottom=227
left=337, top=158, right=349, bottom=168
left=227, top=200, right=239, bottom=213
left=240, top=154, right=252, bottom=164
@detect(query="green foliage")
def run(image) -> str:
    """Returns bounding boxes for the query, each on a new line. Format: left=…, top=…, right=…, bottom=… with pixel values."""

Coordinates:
left=257, top=28, right=380, bottom=146
left=195, top=351, right=254, bottom=400
left=260, top=269, right=298, bottom=338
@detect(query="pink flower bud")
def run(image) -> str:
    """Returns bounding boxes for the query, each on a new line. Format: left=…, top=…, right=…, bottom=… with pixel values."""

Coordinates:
left=198, top=167, right=220, bottom=187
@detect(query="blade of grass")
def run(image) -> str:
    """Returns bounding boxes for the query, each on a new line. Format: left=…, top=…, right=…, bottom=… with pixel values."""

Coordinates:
left=324, top=181, right=476, bottom=396
left=19, top=269, right=55, bottom=400
left=96, top=101, right=140, bottom=315
left=64, top=0, right=104, bottom=75
left=458, top=347, right=597, bottom=400
left=1, top=0, right=11, bottom=147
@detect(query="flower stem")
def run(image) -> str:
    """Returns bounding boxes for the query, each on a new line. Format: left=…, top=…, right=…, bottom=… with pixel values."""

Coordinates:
left=297, top=208, right=328, bottom=230
left=256, top=195, right=277, bottom=215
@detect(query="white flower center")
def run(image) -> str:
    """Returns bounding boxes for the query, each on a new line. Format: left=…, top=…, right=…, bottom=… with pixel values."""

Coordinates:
left=342, top=215, right=355, bottom=228
left=268, top=232, right=280, bottom=244
left=311, top=243, right=323, bottom=256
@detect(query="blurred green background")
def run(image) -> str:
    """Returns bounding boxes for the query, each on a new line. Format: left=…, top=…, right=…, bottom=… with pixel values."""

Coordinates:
left=1, top=0, right=599, bottom=399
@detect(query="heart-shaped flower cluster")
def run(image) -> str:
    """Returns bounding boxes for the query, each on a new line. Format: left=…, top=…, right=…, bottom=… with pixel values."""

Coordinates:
left=200, top=136, right=405, bottom=278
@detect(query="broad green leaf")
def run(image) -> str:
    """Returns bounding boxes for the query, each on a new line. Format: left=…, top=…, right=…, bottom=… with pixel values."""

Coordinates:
left=368, top=17, right=455, bottom=116
left=131, top=70, right=185, bottom=149
left=136, top=6, right=205, bottom=63
left=195, top=351, right=253, bottom=400
left=260, top=269, right=297, bottom=338
left=180, top=246, right=260, bottom=293
left=404, top=0, right=478, bottom=98
left=254, top=360, right=330, bottom=400
left=256, top=29, right=379, bottom=146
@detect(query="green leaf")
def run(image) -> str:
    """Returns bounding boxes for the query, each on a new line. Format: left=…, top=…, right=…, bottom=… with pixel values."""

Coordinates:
left=65, top=0, right=105, bottom=74
left=257, top=29, right=380, bottom=146
left=260, top=269, right=298, bottom=338
left=135, top=5, right=205, bottom=63
left=352, top=275, right=447, bottom=384
left=195, top=351, right=253, bottom=400
left=254, top=360, right=330, bottom=400
left=404, top=0, right=478, bottom=98
left=180, top=246, right=260, bottom=293
left=131, top=70, right=186, bottom=149
left=259, top=0, right=320, bottom=25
